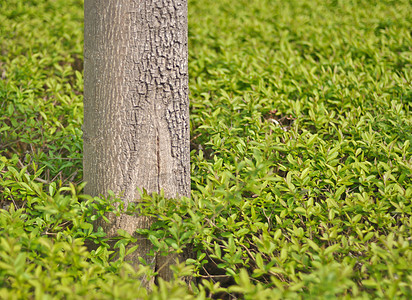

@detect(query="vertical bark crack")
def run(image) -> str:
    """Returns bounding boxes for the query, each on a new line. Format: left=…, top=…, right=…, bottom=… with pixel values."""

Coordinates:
left=156, top=129, right=161, bottom=193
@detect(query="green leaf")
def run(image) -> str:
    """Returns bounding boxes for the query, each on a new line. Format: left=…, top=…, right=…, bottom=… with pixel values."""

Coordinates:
left=214, top=242, right=221, bottom=259
left=324, top=244, right=340, bottom=256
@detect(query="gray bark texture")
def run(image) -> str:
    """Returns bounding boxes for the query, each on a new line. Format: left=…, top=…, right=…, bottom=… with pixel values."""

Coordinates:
left=83, top=0, right=190, bottom=282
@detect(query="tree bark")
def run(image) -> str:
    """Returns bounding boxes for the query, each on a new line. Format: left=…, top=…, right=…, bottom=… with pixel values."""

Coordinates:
left=83, top=0, right=189, bottom=283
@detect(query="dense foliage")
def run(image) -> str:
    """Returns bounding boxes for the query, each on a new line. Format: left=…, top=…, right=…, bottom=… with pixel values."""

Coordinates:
left=1, top=0, right=411, bottom=298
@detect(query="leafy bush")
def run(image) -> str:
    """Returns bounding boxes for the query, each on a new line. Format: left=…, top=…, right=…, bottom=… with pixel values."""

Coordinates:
left=1, top=0, right=411, bottom=299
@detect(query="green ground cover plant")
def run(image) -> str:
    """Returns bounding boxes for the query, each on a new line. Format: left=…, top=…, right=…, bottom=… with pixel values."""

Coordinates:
left=1, top=0, right=411, bottom=298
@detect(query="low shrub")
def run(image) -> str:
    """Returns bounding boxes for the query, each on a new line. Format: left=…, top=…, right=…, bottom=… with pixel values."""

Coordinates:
left=1, top=0, right=411, bottom=298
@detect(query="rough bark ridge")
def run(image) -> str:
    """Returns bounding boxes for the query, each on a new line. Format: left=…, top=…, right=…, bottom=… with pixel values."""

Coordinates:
left=83, top=0, right=189, bottom=282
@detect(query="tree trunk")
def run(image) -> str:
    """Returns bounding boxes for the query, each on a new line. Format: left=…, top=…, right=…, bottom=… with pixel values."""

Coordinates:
left=83, top=0, right=190, bottom=283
